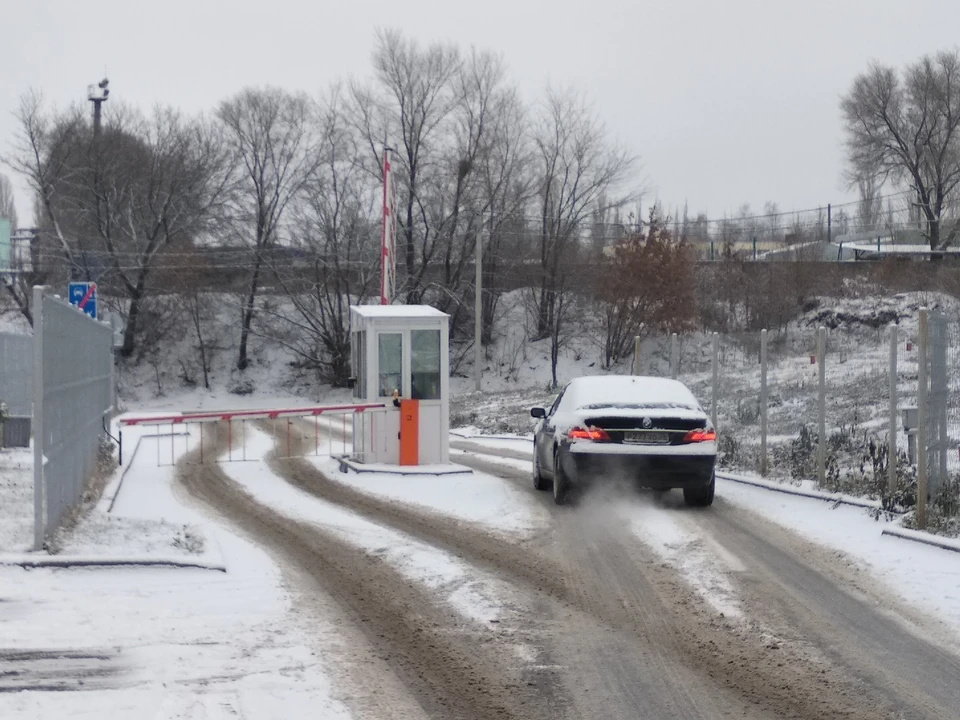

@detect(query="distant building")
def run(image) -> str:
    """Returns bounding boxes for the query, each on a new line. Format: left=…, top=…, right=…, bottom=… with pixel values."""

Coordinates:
left=0, top=219, right=9, bottom=272
left=9, top=228, right=35, bottom=274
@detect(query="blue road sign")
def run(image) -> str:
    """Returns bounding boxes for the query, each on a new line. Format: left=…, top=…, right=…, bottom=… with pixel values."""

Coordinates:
left=68, top=282, right=98, bottom=319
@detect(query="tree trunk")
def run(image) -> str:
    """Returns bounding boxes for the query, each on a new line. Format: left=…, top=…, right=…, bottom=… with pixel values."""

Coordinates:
left=1, top=281, right=33, bottom=327
left=120, top=292, right=142, bottom=358
left=929, top=215, right=941, bottom=252
left=404, top=189, right=416, bottom=305
left=120, top=274, right=148, bottom=358
left=237, top=255, right=263, bottom=371
left=192, top=300, right=210, bottom=390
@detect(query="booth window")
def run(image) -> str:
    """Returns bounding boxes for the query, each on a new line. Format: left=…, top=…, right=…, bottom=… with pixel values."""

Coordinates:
left=352, top=330, right=365, bottom=399
left=378, top=333, right=403, bottom=397
left=411, top=329, right=441, bottom=400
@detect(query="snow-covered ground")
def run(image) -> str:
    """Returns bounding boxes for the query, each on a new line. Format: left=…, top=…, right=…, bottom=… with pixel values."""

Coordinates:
left=0, top=421, right=353, bottom=718
left=719, top=478, right=960, bottom=641
left=0, top=448, right=32, bottom=551
left=313, top=456, right=549, bottom=538
left=223, top=427, right=521, bottom=626
left=459, top=432, right=960, bottom=642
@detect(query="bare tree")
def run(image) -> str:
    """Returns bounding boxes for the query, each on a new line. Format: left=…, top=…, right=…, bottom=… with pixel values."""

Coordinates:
left=352, top=30, right=461, bottom=304
left=479, top=85, right=536, bottom=344
left=217, top=87, right=320, bottom=370
left=855, top=171, right=883, bottom=232
left=0, top=172, right=27, bottom=322
left=5, top=92, right=86, bottom=268
left=6, top=98, right=230, bottom=347
left=262, top=88, right=379, bottom=385
left=0, top=173, right=17, bottom=230
left=596, top=209, right=697, bottom=368
left=531, top=88, right=636, bottom=340
left=841, top=50, right=960, bottom=250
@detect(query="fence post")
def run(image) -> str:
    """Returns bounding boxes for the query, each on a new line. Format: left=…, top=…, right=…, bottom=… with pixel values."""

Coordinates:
left=760, top=329, right=768, bottom=476
left=917, top=308, right=928, bottom=530
left=817, top=326, right=826, bottom=487
left=32, top=286, right=45, bottom=551
left=711, top=332, right=719, bottom=432
left=888, top=325, right=897, bottom=496
left=670, top=333, right=678, bottom=378
left=633, top=335, right=641, bottom=375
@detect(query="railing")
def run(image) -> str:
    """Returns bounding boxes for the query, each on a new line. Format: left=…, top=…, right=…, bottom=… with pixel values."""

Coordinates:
left=119, top=403, right=387, bottom=467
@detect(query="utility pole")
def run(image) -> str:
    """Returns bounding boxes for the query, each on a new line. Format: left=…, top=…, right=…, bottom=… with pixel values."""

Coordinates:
left=827, top=203, right=832, bottom=245
left=474, top=218, right=483, bottom=393
left=88, top=78, right=109, bottom=137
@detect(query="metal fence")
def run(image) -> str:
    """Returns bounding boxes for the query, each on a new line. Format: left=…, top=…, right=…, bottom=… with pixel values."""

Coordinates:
left=637, top=310, right=958, bottom=529
left=33, top=287, right=114, bottom=549
left=0, top=332, right=33, bottom=448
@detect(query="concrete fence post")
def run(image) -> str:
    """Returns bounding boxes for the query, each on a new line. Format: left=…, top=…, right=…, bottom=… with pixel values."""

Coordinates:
left=632, top=335, right=641, bottom=375
left=817, top=326, right=827, bottom=487
left=917, top=308, right=928, bottom=530
left=32, top=286, right=45, bottom=551
left=670, top=333, right=679, bottom=379
left=760, top=329, right=768, bottom=476
left=889, top=325, right=898, bottom=496
left=711, top=332, right=719, bottom=432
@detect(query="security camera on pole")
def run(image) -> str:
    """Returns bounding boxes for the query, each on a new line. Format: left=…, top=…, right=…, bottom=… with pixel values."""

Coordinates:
left=87, top=78, right=109, bottom=137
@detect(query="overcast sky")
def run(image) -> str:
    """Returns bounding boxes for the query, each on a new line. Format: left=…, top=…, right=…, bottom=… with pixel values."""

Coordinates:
left=4, top=0, right=960, bottom=227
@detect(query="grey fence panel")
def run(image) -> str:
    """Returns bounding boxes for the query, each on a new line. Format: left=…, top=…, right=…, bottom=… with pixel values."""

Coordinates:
left=34, top=290, right=113, bottom=547
left=0, top=332, right=33, bottom=415
left=2, top=418, right=31, bottom=448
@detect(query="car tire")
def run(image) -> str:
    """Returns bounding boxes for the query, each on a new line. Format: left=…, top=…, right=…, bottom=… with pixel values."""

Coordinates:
left=532, top=443, right=550, bottom=491
left=553, top=448, right=569, bottom=505
left=683, top=472, right=715, bottom=507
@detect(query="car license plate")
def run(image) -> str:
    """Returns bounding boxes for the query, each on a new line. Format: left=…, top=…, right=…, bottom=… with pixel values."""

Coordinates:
left=624, top=431, right=669, bottom=444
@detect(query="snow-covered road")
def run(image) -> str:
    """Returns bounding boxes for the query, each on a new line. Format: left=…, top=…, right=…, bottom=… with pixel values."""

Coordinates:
left=5, top=419, right=960, bottom=718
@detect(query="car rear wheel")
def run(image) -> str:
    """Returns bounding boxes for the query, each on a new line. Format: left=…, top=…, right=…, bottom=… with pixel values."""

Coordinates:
left=553, top=449, right=569, bottom=505
left=532, top=443, right=550, bottom=491
left=683, top=472, right=715, bottom=507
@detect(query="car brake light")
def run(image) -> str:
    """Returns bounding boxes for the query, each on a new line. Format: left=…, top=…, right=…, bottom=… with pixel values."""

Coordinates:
left=568, top=426, right=611, bottom=441
left=683, top=428, right=716, bottom=443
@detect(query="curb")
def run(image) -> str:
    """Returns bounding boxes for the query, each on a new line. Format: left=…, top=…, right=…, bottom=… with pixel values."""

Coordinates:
left=716, top=471, right=882, bottom=511
left=0, top=555, right=227, bottom=572
left=450, top=431, right=533, bottom=443
left=880, top=527, right=960, bottom=554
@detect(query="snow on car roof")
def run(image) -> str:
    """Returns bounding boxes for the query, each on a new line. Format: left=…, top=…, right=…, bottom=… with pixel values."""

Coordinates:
left=564, top=375, right=700, bottom=411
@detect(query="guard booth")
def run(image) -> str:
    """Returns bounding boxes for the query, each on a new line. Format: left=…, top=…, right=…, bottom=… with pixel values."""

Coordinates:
left=350, top=305, right=450, bottom=466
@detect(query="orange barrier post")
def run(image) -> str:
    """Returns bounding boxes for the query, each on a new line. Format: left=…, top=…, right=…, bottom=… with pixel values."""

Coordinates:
left=399, top=399, right=419, bottom=466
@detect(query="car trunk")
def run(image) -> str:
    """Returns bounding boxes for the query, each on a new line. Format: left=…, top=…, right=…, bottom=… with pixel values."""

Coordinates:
left=581, top=414, right=706, bottom=446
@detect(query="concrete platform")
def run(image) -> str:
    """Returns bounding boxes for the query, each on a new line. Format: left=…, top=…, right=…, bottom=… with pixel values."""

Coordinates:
left=337, top=458, right=473, bottom=476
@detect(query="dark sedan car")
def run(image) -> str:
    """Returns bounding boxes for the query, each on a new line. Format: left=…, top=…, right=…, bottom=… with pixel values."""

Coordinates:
left=530, top=375, right=717, bottom=506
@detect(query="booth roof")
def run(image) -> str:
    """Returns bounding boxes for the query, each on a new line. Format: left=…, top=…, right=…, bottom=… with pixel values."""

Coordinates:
left=351, top=304, right=449, bottom=318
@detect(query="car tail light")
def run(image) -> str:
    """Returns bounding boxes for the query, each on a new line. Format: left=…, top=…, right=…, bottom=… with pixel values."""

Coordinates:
left=683, top=428, right=716, bottom=443
left=568, top=426, right=611, bottom=442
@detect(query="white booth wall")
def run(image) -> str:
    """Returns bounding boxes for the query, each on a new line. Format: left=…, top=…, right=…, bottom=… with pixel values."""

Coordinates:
left=350, top=305, right=450, bottom=465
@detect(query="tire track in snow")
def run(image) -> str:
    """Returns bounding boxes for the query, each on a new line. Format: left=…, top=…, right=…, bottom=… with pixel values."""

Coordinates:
left=289, top=423, right=902, bottom=719
left=177, top=423, right=563, bottom=720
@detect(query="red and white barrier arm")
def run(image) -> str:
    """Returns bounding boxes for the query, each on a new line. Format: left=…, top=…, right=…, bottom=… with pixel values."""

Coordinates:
left=120, top=403, right=387, bottom=427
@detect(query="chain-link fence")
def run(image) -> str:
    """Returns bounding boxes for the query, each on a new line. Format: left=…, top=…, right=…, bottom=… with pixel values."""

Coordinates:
left=33, top=288, right=114, bottom=549
left=637, top=310, right=958, bottom=530
left=0, top=332, right=33, bottom=448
